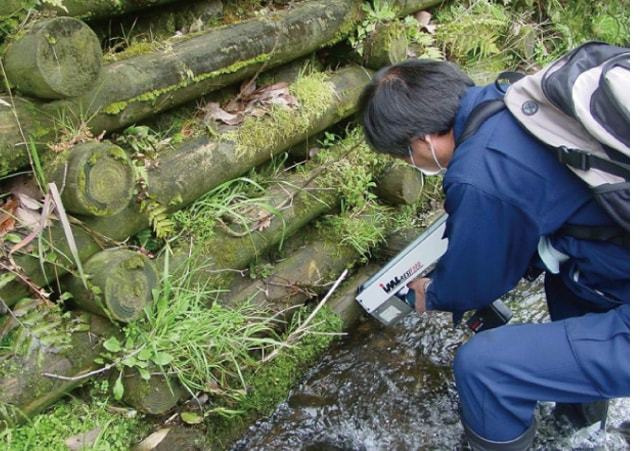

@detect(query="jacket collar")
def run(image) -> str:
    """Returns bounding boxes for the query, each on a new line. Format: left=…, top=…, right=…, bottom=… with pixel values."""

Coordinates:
left=452, top=85, right=503, bottom=145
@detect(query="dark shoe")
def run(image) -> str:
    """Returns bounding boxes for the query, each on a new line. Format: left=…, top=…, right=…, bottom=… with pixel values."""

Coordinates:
left=463, top=420, right=536, bottom=451
left=553, top=400, right=609, bottom=430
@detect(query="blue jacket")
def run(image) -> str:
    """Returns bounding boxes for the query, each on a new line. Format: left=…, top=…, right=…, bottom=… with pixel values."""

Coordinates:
left=426, top=85, right=630, bottom=316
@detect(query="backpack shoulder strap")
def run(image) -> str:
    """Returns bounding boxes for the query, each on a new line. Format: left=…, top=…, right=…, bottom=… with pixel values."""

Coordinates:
left=457, top=99, right=506, bottom=146
left=556, top=146, right=630, bottom=180
left=458, top=71, right=526, bottom=146
left=556, top=224, right=629, bottom=247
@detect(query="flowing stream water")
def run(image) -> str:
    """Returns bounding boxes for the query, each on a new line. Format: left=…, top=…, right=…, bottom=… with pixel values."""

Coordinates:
left=233, top=278, right=630, bottom=450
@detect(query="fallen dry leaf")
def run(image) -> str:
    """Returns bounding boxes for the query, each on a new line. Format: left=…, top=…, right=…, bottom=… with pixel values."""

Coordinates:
left=15, top=207, right=41, bottom=231
left=414, top=10, right=437, bottom=34
left=255, top=212, right=272, bottom=231
left=65, top=427, right=101, bottom=450
left=0, top=196, right=19, bottom=237
left=201, top=102, right=244, bottom=126
left=15, top=192, right=42, bottom=210
left=135, top=428, right=171, bottom=451
left=202, top=81, right=299, bottom=127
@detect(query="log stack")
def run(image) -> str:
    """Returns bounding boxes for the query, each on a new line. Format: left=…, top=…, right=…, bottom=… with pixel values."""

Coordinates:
left=0, top=0, right=445, bottom=443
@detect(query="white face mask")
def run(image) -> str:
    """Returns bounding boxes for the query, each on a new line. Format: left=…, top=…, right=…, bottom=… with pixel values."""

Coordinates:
left=408, top=136, right=446, bottom=177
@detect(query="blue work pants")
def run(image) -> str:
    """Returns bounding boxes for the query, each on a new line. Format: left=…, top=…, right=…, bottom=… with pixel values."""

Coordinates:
left=452, top=274, right=630, bottom=442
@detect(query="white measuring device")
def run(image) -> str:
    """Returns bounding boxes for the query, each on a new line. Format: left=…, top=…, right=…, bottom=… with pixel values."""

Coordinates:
left=356, top=213, right=449, bottom=326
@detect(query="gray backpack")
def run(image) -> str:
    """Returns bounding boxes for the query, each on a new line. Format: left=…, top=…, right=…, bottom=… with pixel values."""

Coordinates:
left=460, top=42, right=630, bottom=244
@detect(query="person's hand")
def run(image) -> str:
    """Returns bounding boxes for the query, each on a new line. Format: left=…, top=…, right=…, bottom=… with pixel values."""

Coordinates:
left=407, top=277, right=430, bottom=314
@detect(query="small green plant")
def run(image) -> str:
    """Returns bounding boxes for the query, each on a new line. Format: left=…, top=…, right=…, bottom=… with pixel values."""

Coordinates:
left=435, top=0, right=511, bottom=66
left=0, top=299, right=73, bottom=358
left=315, top=128, right=389, bottom=211
left=403, top=16, right=443, bottom=60
left=318, top=131, right=340, bottom=149
left=348, top=0, right=397, bottom=55
left=321, top=204, right=391, bottom=259
left=0, top=395, right=149, bottom=450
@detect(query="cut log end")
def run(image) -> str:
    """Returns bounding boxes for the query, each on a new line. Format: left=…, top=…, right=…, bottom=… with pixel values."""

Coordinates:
left=121, top=372, right=187, bottom=415
left=4, top=17, right=102, bottom=99
left=375, top=164, right=423, bottom=205
left=362, top=21, right=409, bottom=70
left=52, top=142, right=136, bottom=217
left=68, top=249, right=158, bottom=323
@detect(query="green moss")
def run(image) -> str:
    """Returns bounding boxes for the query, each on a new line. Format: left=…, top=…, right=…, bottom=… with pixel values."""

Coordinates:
left=103, top=101, right=127, bottom=115
left=223, top=71, right=335, bottom=157
left=103, top=41, right=160, bottom=63
left=0, top=394, right=151, bottom=450
left=101, top=53, right=272, bottom=117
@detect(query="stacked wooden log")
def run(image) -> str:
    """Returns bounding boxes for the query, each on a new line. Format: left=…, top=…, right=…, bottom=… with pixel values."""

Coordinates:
left=0, top=0, right=444, bottom=441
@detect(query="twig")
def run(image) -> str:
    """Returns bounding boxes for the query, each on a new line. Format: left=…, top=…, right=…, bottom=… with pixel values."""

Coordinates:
left=42, top=348, right=143, bottom=382
left=0, top=260, right=51, bottom=304
left=261, top=269, right=348, bottom=363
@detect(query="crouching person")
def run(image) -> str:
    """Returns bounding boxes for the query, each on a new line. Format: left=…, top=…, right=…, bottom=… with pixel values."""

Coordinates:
left=357, top=58, right=629, bottom=450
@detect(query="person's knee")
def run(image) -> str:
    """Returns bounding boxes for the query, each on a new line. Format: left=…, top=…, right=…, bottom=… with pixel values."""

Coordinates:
left=453, top=333, right=493, bottom=390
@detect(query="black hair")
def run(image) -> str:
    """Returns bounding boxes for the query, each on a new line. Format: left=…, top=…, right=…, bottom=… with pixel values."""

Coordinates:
left=358, top=59, right=474, bottom=156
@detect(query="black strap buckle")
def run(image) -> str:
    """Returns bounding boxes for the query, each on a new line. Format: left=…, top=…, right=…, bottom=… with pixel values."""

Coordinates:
left=557, top=146, right=591, bottom=171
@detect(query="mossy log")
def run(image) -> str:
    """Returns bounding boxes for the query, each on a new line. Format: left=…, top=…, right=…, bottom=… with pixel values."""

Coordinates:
left=120, top=369, right=188, bottom=415
left=225, top=233, right=361, bottom=310
left=56, top=0, right=364, bottom=134
left=65, top=248, right=158, bottom=322
left=0, top=311, right=119, bottom=426
left=97, top=0, right=223, bottom=45
left=0, top=0, right=184, bottom=22
left=47, top=141, right=136, bottom=217
left=0, top=66, right=370, bottom=309
left=168, top=169, right=342, bottom=293
left=3, top=17, right=102, bottom=99
left=375, top=163, right=423, bottom=205
left=0, top=0, right=363, bottom=176
left=361, top=21, right=409, bottom=69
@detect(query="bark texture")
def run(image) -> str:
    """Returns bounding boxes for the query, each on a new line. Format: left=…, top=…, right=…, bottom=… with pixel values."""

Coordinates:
left=0, top=0, right=184, bottom=21
left=0, top=311, right=119, bottom=426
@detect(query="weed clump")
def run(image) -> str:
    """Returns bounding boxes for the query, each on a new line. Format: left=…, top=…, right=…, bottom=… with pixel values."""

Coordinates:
left=434, top=0, right=629, bottom=77
left=0, top=391, right=150, bottom=450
